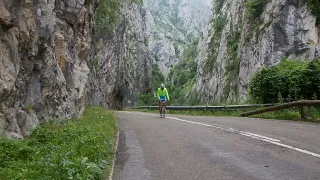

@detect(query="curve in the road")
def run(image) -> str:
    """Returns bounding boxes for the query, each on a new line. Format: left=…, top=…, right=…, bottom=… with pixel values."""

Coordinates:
left=123, top=111, right=320, bottom=158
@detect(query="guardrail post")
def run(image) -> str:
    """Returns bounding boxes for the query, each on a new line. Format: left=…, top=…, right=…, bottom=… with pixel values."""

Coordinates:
left=300, top=106, right=308, bottom=120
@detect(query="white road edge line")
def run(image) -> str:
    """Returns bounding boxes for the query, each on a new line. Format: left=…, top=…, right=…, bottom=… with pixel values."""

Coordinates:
left=108, top=126, right=120, bottom=180
left=239, top=133, right=320, bottom=158
left=238, top=131, right=281, bottom=142
left=122, top=111, right=320, bottom=158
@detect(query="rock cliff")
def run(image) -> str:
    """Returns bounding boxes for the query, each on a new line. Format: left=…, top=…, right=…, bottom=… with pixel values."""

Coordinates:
left=145, top=0, right=211, bottom=75
left=87, top=1, right=152, bottom=109
left=195, top=0, right=319, bottom=104
left=0, top=0, right=151, bottom=138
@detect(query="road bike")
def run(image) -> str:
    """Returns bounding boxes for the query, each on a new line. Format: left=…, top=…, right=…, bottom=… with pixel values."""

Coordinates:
left=160, top=100, right=166, bottom=118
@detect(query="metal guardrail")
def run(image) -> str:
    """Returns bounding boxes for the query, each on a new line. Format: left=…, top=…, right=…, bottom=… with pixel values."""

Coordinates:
left=131, top=100, right=320, bottom=120
left=133, top=104, right=277, bottom=110
left=241, top=100, right=320, bottom=119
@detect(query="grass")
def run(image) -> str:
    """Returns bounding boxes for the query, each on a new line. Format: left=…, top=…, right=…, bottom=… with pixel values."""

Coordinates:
left=0, top=106, right=118, bottom=180
left=128, top=107, right=320, bottom=122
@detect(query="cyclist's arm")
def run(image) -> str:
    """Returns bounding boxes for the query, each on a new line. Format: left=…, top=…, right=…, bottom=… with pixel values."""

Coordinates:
left=166, top=89, right=170, bottom=100
left=156, top=89, right=160, bottom=100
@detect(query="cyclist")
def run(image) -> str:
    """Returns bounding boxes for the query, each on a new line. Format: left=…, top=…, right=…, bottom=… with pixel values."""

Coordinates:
left=157, top=83, right=170, bottom=117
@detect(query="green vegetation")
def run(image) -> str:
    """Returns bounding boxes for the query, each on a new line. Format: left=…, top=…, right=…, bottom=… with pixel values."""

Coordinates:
left=96, top=0, right=122, bottom=36
left=244, top=0, right=269, bottom=21
left=93, top=58, right=99, bottom=70
left=215, top=0, right=225, bottom=12
left=243, top=0, right=320, bottom=37
left=249, top=59, right=320, bottom=104
left=138, top=39, right=200, bottom=106
left=25, top=104, right=34, bottom=113
left=307, top=0, right=320, bottom=26
left=222, top=27, right=241, bottom=103
left=166, top=39, right=201, bottom=105
left=151, top=64, right=165, bottom=91
left=243, top=0, right=269, bottom=39
left=168, top=40, right=198, bottom=87
left=130, top=0, right=143, bottom=5
left=136, top=64, right=164, bottom=106
left=136, top=58, right=320, bottom=122
left=204, top=14, right=227, bottom=73
left=213, top=15, right=227, bottom=36
left=251, top=107, right=319, bottom=122
left=96, top=0, right=143, bottom=36
left=137, top=93, right=157, bottom=106
left=0, top=107, right=118, bottom=180
left=226, top=30, right=241, bottom=68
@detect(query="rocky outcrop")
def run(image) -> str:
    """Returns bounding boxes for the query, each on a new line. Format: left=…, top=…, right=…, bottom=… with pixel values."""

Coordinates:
left=0, top=0, right=151, bottom=138
left=0, top=0, right=96, bottom=138
left=195, top=0, right=319, bottom=104
left=145, top=0, right=211, bottom=76
left=87, top=1, right=152, bottom=109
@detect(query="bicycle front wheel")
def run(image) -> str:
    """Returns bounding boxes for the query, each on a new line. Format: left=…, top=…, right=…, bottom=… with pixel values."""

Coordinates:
left=162, top=104, right=165, bottom=118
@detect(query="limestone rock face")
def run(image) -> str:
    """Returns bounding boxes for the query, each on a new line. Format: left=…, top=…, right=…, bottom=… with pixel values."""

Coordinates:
left=0, top=0, right=151, bottom=137
left=0, top=0, right=95, bottom=137
left=145, top=0, right=211, bottom=75
left=87, top=1, right=152, bottom=109
left=195, top=0, right=319, bottom=104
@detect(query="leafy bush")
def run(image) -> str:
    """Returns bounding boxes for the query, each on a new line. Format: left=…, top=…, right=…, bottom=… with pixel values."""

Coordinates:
left=137, top=93, right=157, bottom=106
left=0, top=107, right=117, bottom=180
left=249, top=59, right=320, bottom=103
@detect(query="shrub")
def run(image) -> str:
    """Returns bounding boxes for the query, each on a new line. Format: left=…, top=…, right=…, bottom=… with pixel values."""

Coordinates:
left=137, top=93, right=157, bottom=106
left=249, top=67, right=287, bottom=103
left=249, top=59, right=320, bottom=103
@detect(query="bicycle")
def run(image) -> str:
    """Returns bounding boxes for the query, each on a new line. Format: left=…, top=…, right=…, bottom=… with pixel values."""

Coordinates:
left=160, top=100, right=166, bottom=118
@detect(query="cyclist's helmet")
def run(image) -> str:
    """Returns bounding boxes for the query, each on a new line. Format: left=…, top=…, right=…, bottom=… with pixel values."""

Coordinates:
left=161, top=84, right=165, bottom=88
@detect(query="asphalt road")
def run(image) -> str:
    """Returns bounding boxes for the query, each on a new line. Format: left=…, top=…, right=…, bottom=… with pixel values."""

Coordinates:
left=113, top=112, right=320, bottom=180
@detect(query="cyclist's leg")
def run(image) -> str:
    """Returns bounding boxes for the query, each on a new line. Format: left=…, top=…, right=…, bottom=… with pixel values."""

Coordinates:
left=163, top=100, right=167, bottom=111
left=158, top=100, right=161, bottom=115
left=163, top=100, right=166, bottom=117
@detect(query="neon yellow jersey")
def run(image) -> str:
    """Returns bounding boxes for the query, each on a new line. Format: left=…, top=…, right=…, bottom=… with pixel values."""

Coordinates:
left=157, top=88, right=170, bottom=100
